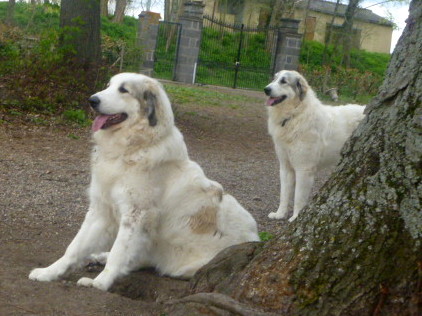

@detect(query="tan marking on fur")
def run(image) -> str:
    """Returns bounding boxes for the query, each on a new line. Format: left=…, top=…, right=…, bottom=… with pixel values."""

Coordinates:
left=189, top=206, right=218, bottom=234
left=204, top=184, right=223, bottom=202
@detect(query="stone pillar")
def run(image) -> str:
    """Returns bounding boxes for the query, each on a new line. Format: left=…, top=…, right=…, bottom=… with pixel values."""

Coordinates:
left=174, top=1, right=205, bottom=84
left=138, top=11, right=161, bottom=76
left=274, top=18, right=302, bottom=73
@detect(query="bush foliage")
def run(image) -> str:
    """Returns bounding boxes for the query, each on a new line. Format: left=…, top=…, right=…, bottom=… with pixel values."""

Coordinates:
left=299, top=40, right=390, bottom=103
left=0, top=2, right=140, bottom=115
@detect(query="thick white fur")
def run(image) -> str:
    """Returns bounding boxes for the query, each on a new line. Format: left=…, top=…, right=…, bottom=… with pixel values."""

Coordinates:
left=29, top=73, right=259, bottom=291
left=265, top=70, right=365, bottom=222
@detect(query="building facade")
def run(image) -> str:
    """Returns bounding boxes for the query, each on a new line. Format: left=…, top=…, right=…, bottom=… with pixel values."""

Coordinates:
left=201, top=0, right=393, bottom=54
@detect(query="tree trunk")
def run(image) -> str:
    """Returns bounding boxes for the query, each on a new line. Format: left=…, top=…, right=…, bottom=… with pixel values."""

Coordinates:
left=164, top=0, right=171, bottom=21
left=59, top=0, right=101, bottom=67
left=322, top=0, right=340, bottom=65
left=269, top=0, right=297, bottom=28
left=342, top=0, right=361, bottom=67
left=100, top=0, right=109, bottom=17
left=167, top=1, right=422, bottom=315
left=113, top=0, right=127, bottom=23
left=6, top=0, right=16, bottom=26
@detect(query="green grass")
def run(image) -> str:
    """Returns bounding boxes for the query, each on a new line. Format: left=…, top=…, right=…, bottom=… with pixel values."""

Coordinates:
left=195, top=63, right=271, bottom=90
left=259, top=232, right=275, bottom=242
left=62, top=109, right=91, bottom=127
left=67, top=133, right=80, bottom=140
left=163, top=83, right=259, bottom=108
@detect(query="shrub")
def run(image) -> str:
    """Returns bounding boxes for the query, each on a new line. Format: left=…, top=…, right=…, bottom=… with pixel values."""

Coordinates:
left=299, top=40, right=389, bottom=102
left=0, top=2, right=138, bottom=115
left=63, top=109, right=91, bottom=126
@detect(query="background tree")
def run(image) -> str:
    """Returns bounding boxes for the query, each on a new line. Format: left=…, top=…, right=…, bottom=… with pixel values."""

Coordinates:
left=113, top=0, right=128, bottom=23
left=322, top=0, right=341, bottom=65
left=268, top=0, right=300, bottom=27
left=129, top=0, right=163, bottom=14
left=6, top=0, right=16, bottom=25
left=164, top=0, right=171, bottom=20
left=100, top=0, right=109, bottom=17
left=59, top=0, right=101, bottom=67
left=342, top=0, right=362, bottom=67
left=167, top=1, right=422, bottom=314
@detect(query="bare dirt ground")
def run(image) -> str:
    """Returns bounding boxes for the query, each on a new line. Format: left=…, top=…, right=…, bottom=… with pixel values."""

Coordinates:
left=0, top=83, right=331, bottom=315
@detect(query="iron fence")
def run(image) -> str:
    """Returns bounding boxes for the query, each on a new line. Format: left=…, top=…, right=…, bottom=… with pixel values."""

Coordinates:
left=196, top=15, right=279, bottom=90
left=153, top=21, right=182, bottom=80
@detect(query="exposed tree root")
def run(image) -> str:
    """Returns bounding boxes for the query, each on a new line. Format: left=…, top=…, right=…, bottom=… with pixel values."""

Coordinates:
left=167, top=292, right=279, bottom=316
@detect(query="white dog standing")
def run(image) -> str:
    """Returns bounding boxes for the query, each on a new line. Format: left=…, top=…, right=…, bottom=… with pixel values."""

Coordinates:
left=29, top=73, right=259, bottom=291
left=264, top=70, right=365, bottom=222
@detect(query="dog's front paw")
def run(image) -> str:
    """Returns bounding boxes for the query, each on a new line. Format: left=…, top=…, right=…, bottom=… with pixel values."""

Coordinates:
left=29, top=268, right=59, bottom=282
left=268, top=212, right=285, bottom=219
left=288, top=215, right=298, bottom=222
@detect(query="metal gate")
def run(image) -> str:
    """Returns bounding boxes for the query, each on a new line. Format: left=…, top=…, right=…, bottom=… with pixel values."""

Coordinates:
left=196, top=15, right=278, bottom=89
left=153, top=21, right=182, bottom=80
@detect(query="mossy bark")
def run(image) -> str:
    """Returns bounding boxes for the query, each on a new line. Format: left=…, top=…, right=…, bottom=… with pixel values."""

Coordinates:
left=180, top=1, right=422, bottom=315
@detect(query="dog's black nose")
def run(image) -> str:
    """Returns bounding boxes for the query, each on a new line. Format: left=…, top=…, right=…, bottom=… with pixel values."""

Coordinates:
left=88, top=96, right=100, bottom=109
left=264, top=87, right=271, bottom=96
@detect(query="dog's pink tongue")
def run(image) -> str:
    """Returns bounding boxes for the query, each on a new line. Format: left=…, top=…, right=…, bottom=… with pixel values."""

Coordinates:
left=92, top=115, right=109, bottom=132
left=266, top=98, right=276, bottom=106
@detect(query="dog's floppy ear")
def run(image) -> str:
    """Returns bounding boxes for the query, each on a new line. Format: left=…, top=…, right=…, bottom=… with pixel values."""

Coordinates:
left=296, top=76, right=308, bottom=101
left=143, top=91, right=158, bottom=127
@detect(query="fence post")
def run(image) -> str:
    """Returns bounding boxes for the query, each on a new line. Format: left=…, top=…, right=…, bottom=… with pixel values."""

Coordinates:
left=273, top=18, right=302, bottom=73
left=138, top=11, right=161, bottom=76
left=174, top=0, right=205, bottom=84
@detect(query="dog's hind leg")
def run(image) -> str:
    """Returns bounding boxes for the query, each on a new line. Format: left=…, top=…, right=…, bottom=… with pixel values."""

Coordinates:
left=29, top=206, right=116, bottom=282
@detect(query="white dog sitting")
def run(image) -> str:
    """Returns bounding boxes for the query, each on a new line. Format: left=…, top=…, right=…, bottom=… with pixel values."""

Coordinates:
left=29, top=73, right=259, bottom=291
left=264, top=70, right=365, bottom=222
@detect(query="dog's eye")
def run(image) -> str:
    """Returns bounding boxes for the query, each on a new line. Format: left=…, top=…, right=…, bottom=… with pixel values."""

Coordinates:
left=119, top=86, right=129, bottom=93
left=280, top=78, right=287, bottom=84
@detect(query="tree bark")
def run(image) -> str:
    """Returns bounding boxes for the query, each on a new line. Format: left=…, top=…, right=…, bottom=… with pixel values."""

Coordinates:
left=112, top=0, right=127, bottom=23
left=59, top=0, right=101, bottom=67
left=173, top=1, right=422, bottom=315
